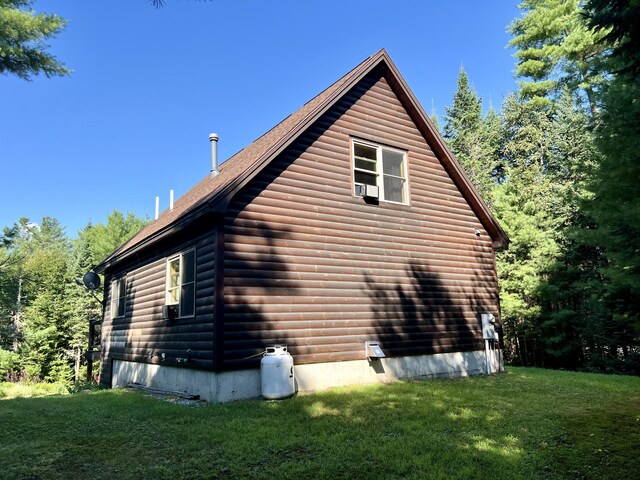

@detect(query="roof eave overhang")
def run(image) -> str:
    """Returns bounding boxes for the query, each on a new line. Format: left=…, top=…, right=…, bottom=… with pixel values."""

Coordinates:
left=94, top=203, right=214, bottom=273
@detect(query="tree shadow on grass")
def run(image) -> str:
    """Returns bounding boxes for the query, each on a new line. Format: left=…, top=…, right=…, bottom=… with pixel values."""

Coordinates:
left=0, top=381, right=525, bottom=480
left=4, top=371, right=640, bottom=480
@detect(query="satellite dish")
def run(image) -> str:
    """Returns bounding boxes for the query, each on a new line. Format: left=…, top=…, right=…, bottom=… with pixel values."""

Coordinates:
left=83, top=272, right=101, bottom=291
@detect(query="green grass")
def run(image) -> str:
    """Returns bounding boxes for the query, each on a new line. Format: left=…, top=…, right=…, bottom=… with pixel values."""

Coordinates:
left=0, top=381, right=68, bottom=399
left=1, top=368, right=639, bottom=480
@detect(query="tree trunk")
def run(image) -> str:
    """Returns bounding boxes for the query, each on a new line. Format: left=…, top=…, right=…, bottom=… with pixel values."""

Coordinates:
left=12, top=276, right=24, bottom=350
left=521, top=335, right=529, bottom=367
left=74, top=347, right=81, bottom=382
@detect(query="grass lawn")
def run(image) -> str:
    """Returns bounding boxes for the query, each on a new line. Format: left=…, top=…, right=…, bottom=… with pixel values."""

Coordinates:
left=1, top=367, right=639, bottom=480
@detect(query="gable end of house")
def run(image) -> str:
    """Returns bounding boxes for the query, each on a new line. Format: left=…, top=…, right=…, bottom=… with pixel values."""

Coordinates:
left=95, top=49, right=507, bottom=273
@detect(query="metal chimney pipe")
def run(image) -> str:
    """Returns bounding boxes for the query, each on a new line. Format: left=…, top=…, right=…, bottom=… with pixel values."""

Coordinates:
left=209, top=133, right=219, bottom=177
left=170, top=189, right=174, bottom=211
left=155, top=196, right=160, bottom=220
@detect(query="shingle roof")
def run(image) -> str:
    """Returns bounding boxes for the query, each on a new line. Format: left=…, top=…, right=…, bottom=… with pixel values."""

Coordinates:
left=96, top=49, right=507, bottom=272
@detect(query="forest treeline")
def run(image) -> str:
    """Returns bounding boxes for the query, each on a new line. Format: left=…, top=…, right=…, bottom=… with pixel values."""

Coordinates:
left=439, top=0, right=639, bottom=373
left=1, top=0, right=638, bottom=382
left=0, top=213, right=147, bottom=382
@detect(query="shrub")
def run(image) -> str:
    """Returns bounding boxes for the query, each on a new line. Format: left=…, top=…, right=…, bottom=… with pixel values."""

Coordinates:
left=45, top=356, right=73, bottom=385
left=0, top=349, right=20, bottom=380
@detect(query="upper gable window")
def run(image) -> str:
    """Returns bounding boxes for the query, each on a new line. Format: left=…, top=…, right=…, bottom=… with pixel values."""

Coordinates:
left=111, top=276, right=126, bottom=319
left=353, top=140, right=408, bottom=204
left=166, top=249, right=196, bottom=318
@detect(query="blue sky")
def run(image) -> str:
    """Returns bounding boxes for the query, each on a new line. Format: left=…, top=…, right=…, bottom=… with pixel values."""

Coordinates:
left=1, top=1, right=521, bottom=238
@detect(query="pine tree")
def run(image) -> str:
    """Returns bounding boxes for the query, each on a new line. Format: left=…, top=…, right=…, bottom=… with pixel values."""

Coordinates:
left=536, top=91, right=603, bottom=369
left=494, top=94, right=559, bottom=366
left=0, top=210, right=152, bottom=382
left=18, top=218, right=71, bottom=381
left=508, top=0, right=607, bottom=116
left=0, top=218, right=38, bottom=351
left=63, top=235, right=101, bottom=381
left=443, top=67, right=497, bottom=203
left=582, top=0, right=640, bottom=372
left=502, top=0, right=637, bottom=372
left=0, top=1, right=70, bottom=80
left=444, top=67, right=482, bottom=146
left=482, top=105, right=503, bottom=184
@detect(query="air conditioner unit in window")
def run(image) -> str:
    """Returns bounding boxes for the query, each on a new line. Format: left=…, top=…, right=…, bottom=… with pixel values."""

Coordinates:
left=355, top=184, right=379, bottom=199
left=162, top=304, right=178, bottom=321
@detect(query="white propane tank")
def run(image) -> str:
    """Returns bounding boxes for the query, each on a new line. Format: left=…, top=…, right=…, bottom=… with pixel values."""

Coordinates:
left=260, top=345, right=295, bottom=400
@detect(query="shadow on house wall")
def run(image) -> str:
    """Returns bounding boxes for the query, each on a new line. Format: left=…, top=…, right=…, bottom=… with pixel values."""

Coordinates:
left=101, top=222, right=218, bottom=387
left=102, top=70, right=379, bottom=382
left=365, top=255, right=495, bottom=371
left=219, top=75, right=378, bottom=369
left=221, top=221, right=298, bottom=371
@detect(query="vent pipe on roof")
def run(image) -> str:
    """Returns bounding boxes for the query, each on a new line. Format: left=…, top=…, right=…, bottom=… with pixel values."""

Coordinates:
left=209, top=133, right=219, bottom=177
left=170, top=189, right=174, bottom=211
left=155, top=196, right=160, bottom=220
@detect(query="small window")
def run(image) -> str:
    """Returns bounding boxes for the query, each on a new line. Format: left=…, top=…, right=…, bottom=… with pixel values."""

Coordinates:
left=166, top=249, right=196, bottom=318
left=353, top=140, right=408, bottom=204
left=111, top=276, right=126, bottom=318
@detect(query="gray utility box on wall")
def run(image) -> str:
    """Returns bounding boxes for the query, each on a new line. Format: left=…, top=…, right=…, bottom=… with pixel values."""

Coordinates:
left=365, top=341, right=385, bottom=360
left=481, top=313, right=498, bottom=340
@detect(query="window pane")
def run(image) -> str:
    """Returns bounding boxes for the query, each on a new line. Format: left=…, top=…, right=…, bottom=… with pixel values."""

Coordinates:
left=117, top=296, right=125, bottom=318
left=383, top=150, right=405, bottom=177
left=355, top=158, right=377, bottom=172
left=355, top=171, right=377, bottom=186
left=181, top=283, right=195, bottom=317
left=118, top=278, right=126, bottom=317
left=168, top=258, right=180, bottom=288
left=111, top=281, right=119, bottom=317
left=354, top=143, right=376, bottom=160
left=182, top=250, right=195, bottom=283
left=168, top=287, right=179, bottom=305
left=118, top=278, right=126, bottom=301
left=384, top=175, right=405, bottom=203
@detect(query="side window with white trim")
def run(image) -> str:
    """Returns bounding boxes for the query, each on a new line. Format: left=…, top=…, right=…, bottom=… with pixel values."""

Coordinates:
left=165, top=249, right=196, bottom=318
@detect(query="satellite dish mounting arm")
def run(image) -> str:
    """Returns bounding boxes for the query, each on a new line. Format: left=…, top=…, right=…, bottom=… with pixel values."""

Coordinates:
left=77, top=271, right=105, bottom=307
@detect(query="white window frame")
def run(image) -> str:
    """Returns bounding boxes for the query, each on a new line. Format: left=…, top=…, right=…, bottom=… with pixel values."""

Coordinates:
left=111, top=276, right=126, bottom=319
left=352, top=139, right=409, bottom=205
left=165, top=248, right=196, bottom=318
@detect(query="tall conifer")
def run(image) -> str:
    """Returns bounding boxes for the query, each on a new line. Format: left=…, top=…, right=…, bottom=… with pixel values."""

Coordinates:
left=443, top=67, right=497, bottom=203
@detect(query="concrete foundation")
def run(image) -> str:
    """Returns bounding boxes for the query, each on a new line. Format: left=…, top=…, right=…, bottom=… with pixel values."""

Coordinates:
left=111, top=349, right=504, bottom=403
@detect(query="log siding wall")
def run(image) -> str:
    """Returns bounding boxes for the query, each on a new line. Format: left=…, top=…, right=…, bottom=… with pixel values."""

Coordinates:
left=100, top=228, right=216, bottom=385
left=223, top=70, right=499, bottom=369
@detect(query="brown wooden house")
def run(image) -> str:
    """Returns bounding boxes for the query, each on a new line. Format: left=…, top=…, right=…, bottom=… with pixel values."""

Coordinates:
left=95, top=49, right=508, bottom=402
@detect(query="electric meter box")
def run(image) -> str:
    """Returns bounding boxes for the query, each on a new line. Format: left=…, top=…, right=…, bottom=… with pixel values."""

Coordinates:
left=481, top=313, right=496, bottom=340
